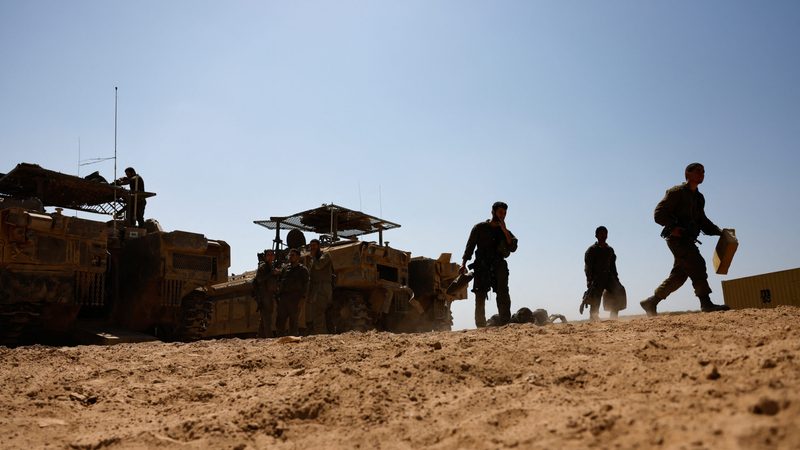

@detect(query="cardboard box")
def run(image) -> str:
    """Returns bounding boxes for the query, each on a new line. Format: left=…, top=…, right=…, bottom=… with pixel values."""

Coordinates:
left=713, top=228, right=738, bottom=275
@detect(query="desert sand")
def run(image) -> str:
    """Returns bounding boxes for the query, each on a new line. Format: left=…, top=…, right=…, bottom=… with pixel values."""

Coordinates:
left=1, top=306, right=799, bottom=450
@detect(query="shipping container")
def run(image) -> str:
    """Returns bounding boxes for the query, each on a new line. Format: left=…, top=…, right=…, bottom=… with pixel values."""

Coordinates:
left=721, top=268, right=800, bottom=309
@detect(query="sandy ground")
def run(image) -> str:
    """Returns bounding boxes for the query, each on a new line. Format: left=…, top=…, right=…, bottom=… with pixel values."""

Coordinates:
left=1, top=306, right=799, bottom=450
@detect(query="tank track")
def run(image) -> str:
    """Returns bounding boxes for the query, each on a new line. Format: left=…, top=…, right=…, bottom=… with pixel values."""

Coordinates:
left=177, top=291, right=213, bottom=341
left=0, top=302, right=42, bottom=346
left=347, top=294, right=373, bottom=332
left=431, top=309, right=453, bottom=332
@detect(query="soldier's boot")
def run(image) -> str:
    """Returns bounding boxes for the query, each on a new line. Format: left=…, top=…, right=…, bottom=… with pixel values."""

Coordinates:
left=609, top=310, right=619, bottom=320
left=640, top=295, right=661, bottom=317
left=699, top=296, right=730, bottom=313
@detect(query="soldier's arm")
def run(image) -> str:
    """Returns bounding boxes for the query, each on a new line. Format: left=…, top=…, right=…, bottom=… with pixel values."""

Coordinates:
left=654, top=188, right=679, bottom=227
left=611, top=248, right=619, bottom=278
left=461, top=225, right=479, bottom=266
left=506, top=229, right=518, bottom=253
left=584, top=247, right=594, bottom=284
left=499, top=220, right=513, bottom=244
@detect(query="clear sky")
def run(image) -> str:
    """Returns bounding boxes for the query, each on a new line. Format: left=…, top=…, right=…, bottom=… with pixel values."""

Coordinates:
left=2, top=1, right=799, bottom=329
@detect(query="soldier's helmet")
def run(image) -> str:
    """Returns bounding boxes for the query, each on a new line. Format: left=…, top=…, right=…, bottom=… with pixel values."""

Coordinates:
left=511, top=307, right=534, bottom=324
left=486, top=314, right=503, bottom=327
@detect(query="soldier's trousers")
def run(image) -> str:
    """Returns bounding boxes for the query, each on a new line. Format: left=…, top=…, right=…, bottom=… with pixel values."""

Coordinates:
left=127, top=199, right=146, bottom=228
left=257, top=295, right=275, bottom=338
left=474, top=261, right=511, bottom=327
left=306, top=283, right=332, bottom=334
left=654, top=239, right=712, bottom=300
left=276, top=294, right=302, bottom=336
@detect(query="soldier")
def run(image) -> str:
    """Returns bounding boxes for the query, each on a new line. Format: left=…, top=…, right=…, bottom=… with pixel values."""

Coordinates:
left=114, top=167, right=146, bottom=228
left=460, top=201, right=518, bottom=327
left=641, top=163, right=731, bottom=316
left=253, top=249, right=279, bottom=338
left=276, top=248, right=309, bottom=336
left=582, top=226, right=623, bottom=321
left=306, top=239, right=333, bottom=334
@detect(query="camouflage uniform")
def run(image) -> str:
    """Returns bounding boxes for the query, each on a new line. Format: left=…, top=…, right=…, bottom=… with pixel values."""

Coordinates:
left=276, top=262, right=309, bottom=336
left=118, top=174, right=146, bottom=228
left=462, top=221, right=518, bottom=326
left=584, top=242, right=620, bottom=317
left=653, top=182, right=722, bottom=301
left=253, top=261, right=279, bottom=338
left=306, top=251, right=333, bottom=334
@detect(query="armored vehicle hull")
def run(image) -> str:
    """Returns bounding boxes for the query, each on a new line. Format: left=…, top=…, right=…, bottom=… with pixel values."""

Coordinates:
left=0, top=163, right=234, bottom=345
left=0, top=206, right=108, bottom=344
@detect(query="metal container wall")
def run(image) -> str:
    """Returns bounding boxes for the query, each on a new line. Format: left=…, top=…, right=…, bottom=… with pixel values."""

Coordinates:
left=721, top=268, right=800, bottom=309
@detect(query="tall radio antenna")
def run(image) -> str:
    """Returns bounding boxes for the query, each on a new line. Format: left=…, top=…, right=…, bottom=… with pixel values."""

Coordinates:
left=113, top=86, right=118, bottom=233
left=114, top=86, right=118, bottom=184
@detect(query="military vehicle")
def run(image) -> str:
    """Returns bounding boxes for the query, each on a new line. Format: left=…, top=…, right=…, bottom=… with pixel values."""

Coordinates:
left=256, top=204, right=468, bottom=333
left=184, top=204, right=468, bottom=337
left=1, top=164, right=466, bottom=344
left=0, top=163, right=230, bottom=344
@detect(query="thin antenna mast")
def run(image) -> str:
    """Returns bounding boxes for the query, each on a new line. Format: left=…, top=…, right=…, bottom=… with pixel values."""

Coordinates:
left=114, top=87, right=118, bottom=184
left=113, top=86, right=118, bottom=233
left=379, top=184, right=382, bottom=218
left=358, top=181, right=362, bottom=211
left=76, top=137, right=81, bottom=218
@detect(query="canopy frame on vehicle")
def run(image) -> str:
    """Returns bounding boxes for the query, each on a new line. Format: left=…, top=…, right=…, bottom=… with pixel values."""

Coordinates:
left=0, top=162, right=155, bottom=217
left=254, top=203, right=400, bottom=249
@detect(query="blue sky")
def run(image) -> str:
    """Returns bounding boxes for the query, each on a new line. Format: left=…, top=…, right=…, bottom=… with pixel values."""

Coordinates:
left=2, top=1, right=798, bottom=329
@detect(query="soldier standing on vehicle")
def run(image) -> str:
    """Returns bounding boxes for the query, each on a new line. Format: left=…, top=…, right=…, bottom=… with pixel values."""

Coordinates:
left=306, top=239, right=333, bottom=334
left=253, top=249, right=279, bottom=338
left=460, top=201, right=518, bottom=327
left=114, top=167, right=146, bottom=228
left=582, top=226, right=624, bottom=321
left=276, top=248, right=309, bottom=336
left=641, top=163, right=731, bottom=316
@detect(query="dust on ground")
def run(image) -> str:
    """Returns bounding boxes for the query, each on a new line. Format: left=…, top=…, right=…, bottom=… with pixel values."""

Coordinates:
left=1, top=306, right=799, bottom=449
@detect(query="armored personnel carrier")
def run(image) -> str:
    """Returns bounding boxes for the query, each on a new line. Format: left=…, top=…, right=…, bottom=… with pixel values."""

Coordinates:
left=0, top=163, right=230, bottom=344
left=253, top=204, right=467, bottom=333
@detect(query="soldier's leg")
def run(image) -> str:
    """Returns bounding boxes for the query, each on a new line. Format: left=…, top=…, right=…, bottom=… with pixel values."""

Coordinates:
left=474, top=290, right=487, bottom=328
left=682, top=246, right=730, bottom=312
left=494, top=262, right=511, bottom=325
left=585, top=282, right=603, bottom=321
left=275, top=301, right=288, bottom=337
left=682, top=244, right=711, bottom=298
left=654, top=241, right=692, bottom=300
left=288, top=298, right=300, bottom=336
left=643, top=241, right=689, bottom=316
left=136, top=202, right=146, bottom=228
left=309, top=300, right=327, bottom=334
left=262, top=297, right=274, bottom=337
left=473, top=266, right=491, bottom=328
left=258, top=302, right=270, bottom=338
left=588, top=291, right=602, bottom=322
left=297, top=297, right=307, bottom=336
left=314, top=290, right=333, bottom=334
